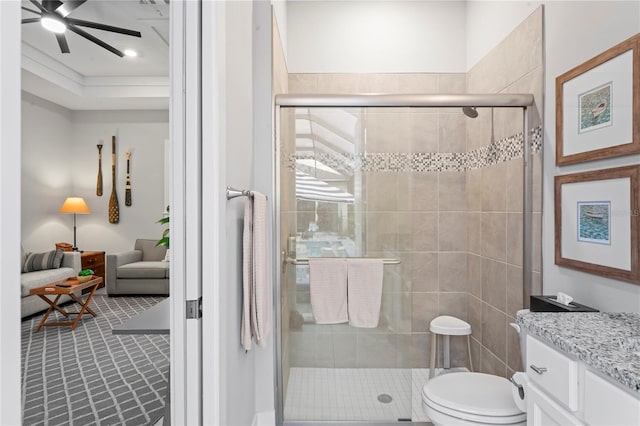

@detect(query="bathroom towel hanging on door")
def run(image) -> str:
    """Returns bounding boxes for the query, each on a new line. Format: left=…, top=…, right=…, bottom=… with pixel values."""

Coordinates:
left=347, top=258, right=383, bottom=328
left=308, top=259, right=349, bottom=324
left=241, top=191, right=270, bottom=351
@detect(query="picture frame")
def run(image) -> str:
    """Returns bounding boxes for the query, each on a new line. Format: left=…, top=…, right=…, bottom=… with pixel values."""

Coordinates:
left=556, top=34, right=640, bottom=165
left=555, top=165, right=640, bottom=284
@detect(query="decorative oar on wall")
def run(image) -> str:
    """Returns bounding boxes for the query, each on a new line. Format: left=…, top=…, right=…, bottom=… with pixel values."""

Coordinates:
left=125, top=151, right=132, bottom=206
left=96, top=143, right=103, bottom=196
left=108, top=136, right=120, bottom=223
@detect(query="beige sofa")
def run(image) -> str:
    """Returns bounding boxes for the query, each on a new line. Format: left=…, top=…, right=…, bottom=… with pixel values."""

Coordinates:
left=21, top=251, right=81, bottom=318
left=106, top=239, right=169, bottom=295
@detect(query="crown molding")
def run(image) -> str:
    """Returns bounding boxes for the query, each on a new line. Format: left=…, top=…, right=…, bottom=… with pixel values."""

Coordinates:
left=21, top=41, right=169, bottom=108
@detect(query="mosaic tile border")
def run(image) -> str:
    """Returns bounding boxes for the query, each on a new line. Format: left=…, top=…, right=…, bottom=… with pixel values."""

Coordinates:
left=287, top=125, right=542, bottom=173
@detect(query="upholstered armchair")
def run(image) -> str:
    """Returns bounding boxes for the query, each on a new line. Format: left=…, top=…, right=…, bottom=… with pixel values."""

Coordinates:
left=106, top=239, right=169, bottom=295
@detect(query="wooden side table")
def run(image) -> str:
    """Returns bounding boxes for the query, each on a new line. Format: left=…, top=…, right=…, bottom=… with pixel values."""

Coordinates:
left=81, top=251, right=105, bottom=289
left=29, top=276, right=103, bottom=331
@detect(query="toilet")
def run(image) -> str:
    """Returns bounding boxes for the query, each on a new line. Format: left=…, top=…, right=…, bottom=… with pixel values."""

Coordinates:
left=422, top=372, right=526, bottom=425
left=422, top=312, right=530, bottom=426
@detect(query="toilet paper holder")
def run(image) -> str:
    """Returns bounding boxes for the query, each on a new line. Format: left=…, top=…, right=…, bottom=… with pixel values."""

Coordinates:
left=509, top=376, right=525, bottom=400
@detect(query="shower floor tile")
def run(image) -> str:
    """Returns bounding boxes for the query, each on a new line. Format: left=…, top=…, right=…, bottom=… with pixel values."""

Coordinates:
left=284, top=367, right=466, bottom=422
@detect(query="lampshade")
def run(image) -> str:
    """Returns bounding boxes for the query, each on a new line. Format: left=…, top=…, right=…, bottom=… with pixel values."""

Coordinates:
left=59, top=197, right=91, bottom=214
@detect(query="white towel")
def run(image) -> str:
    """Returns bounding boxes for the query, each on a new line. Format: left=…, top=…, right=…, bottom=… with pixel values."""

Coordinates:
left=347, top=259, right=384, bottom=328
left=241, top=192, right=270, bottom=351
left=309, top=259, right=348, bottom=324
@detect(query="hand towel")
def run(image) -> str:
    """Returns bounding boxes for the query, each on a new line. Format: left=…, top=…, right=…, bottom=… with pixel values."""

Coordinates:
left=241, top=196, right=254, bottom=351
left=241, top=191, right=271, bottom=351
left=347, top=259, right=384, bottom=328
left=251, top=192, right=270, bottom=347
left=309, top=259, right=348, bottom=324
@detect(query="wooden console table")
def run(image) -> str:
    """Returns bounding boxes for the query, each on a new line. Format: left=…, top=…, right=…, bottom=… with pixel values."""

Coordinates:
left=81, top=251, right=105, bottom=289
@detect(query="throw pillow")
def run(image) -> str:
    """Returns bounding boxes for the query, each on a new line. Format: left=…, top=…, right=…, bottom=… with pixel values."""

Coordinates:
left=21, top=245, right=27, bottom=270
left=22, top=249, right=65, bottom=273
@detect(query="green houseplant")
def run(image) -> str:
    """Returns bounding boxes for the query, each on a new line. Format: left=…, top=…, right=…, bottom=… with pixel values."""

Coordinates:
left=157, top=205, right=170, bottom=248
left=77, top=268, right=94, bottom=283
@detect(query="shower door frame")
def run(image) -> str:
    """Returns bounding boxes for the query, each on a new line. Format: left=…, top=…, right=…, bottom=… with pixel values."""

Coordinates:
left=273, top=93, right=536, bottom=426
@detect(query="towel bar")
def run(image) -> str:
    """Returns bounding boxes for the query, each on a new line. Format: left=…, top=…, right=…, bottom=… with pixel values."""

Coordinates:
left=285, top=257, right=400, bottom=265
left=226, top=186, right=268, bottom=200
left=226, top=186, right=252, bottom=200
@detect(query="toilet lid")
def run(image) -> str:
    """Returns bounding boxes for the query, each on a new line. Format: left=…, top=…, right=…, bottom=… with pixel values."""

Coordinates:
left=422, top=372, right=524, bottom=418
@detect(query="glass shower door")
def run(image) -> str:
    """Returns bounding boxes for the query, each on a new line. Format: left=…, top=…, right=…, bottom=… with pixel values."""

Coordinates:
left=280, top=106, right=414, bottom=422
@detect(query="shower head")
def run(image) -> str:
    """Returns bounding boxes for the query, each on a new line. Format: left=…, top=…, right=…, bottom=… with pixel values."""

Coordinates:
left=462, top=106, right=478, bottom=118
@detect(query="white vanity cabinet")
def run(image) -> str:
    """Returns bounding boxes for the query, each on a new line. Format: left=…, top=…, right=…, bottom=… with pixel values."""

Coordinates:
left=525, top=334, right=640, bottom=426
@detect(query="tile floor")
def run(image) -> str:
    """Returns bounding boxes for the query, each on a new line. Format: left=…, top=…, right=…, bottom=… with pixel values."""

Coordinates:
left=284, top=367, right=466, bottom=422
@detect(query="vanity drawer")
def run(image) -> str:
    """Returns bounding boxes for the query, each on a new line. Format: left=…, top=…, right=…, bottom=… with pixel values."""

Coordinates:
left=526, top=335, right=578, bottom=411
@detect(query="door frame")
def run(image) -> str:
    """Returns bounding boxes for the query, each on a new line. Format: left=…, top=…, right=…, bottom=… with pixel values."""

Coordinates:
left=0, top=1, right=22, bottom=422
left=170, top=0, right=203, bottom=424
left=0, top=0, right=201, bottom=423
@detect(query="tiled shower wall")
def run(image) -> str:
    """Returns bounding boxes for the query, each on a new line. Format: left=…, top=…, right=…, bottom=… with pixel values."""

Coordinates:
left=278, top=6, right=543, bottom=380
left=286, top=74, right=473, bottom=371
left=465, top=7, right=543, bottom=379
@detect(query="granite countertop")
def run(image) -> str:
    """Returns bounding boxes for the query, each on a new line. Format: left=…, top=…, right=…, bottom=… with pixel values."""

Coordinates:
left=516, top=311, right=640, bottom=393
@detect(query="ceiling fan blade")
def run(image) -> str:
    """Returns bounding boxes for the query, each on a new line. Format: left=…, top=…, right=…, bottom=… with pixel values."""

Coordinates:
left=68, top=24, right=124, bottom=57
left=66, top=18, right=142, bottom=38
left=42, top=0, right=63, bottom=12
left=28, top=0, right=46, bottom=13
left=22, top=18, right=42, bottom=24
left=55, top=0, right=87, bottom=18
left=56, top=33, right=70, bottom=54
left=21, top=6, right=41, bottom=15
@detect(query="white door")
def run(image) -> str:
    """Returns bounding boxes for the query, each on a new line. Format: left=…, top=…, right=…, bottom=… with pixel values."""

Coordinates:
left=170, top=0, right=203, bottom=425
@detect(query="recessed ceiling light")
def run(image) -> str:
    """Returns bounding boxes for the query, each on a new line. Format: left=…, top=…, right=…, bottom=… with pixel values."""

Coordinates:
left=41, top=15, right=66, bottom=34
left=124, top=49, right=138, bottom=57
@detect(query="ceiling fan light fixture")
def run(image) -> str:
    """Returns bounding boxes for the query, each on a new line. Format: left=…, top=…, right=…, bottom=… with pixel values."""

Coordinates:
left=41, top=15, right=67, bottom=34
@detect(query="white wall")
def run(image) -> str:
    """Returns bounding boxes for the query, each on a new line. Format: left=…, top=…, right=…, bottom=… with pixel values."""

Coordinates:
left=21, top=93, right=74, bottom=252
left=21, top=93, right=169, bottom=254
left=287, top=0, right=467, bottom=73
left=70, top=110, right=169, bottom=254
left=542, top=1, right=640, bottom=312
left=465, top=1, right=542, bottom=70
left=219, top=1, right=258, bottom=425
left=272, top=0, right=288, bottom=65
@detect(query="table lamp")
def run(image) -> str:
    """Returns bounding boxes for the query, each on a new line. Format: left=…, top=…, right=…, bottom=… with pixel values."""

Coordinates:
left=59, top=197, right=91, bottom=251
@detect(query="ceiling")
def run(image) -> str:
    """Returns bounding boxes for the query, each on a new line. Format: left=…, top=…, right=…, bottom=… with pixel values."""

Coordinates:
left=21, top=0, right=170, bottom=110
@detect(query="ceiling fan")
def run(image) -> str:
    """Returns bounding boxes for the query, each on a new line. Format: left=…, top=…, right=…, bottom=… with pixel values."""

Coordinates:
left=21, top=0, right=141, bottom=57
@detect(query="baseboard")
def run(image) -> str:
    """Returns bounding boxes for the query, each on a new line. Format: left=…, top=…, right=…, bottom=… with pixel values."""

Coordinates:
left=252, top=410, right=276, bottom=426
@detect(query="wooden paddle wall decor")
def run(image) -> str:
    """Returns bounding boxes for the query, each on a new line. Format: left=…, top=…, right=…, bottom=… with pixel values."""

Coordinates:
left=108, top=136, right=120, bottom=223
left=96, top=143, right=103, bottom=196
left=125, top=151, right=132, bottom=206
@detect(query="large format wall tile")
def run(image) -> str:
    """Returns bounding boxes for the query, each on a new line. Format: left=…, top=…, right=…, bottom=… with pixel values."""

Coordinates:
left=482, top=258, right=507, bottom=313
left=398, top=172, right=438, bottom=211
left=439, top=253, right=468, bottom=292
left=481, top=212, right=507, bottom=262
left=439, top=172, right=467, bottom=211
left=439, top=212, right=467, bottom=251
left=411, top=292, right=439, bottom=333
left=482, top=303, right=507, bottom=361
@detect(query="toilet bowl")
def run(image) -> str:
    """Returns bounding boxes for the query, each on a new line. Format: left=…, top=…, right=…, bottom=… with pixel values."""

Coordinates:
left=422, top=372, right=526, bottom=426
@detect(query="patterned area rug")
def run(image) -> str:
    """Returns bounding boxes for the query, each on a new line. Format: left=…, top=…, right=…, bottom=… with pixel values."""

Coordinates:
left=21, top=295, right=170, bottom=426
